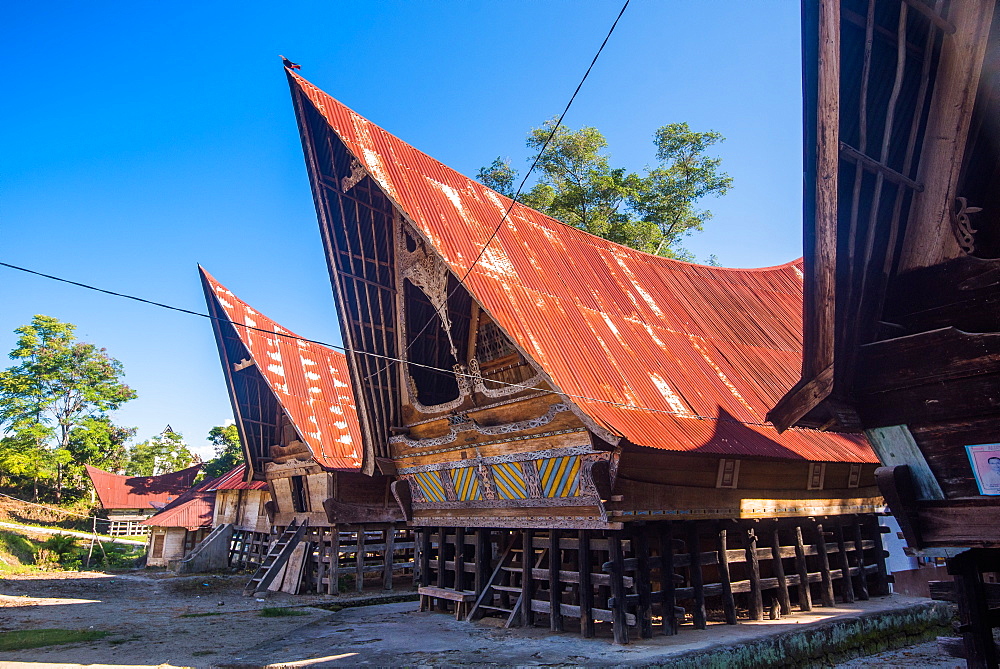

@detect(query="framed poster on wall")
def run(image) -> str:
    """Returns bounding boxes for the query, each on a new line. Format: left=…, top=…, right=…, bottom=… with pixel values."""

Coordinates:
left=966, top=443, right=1000, bottom=496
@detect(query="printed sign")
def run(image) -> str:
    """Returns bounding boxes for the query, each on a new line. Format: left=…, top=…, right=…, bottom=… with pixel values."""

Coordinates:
left=966, top=443, right=1000, bottom=496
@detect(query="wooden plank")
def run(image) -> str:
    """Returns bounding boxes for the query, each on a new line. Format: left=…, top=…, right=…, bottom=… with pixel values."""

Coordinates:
left=949, top=550, right=1000, bottom=669
left=815, top=522, right=836, bottom=607
left=522, top=529, right=534, bottom=627
left=437, top=527, right=446, bottom=590
left=688, top=523, right=706, bottom=630
left=633, top=528, right=653, bottom=638
left=281, top=542, right=309, bottom=595
left=746, top=526, right=763, bottom=620
left=419, top=527, right=430, bottom=587
left=579, top=530, right=595, bottom=638
left=770, top=525, right=792, bottom=615
left=717, top=524, right=738, bottom=625
left=474, top=528, right=490, bottom=596
left=529, top=600, right=635, bottom=627
left=549, top=530, right=563, bottom=632
left=661, top=523, right=678, bottom=636
left=853, top=520, right=870, bottom=601
left=356, top=525, right=366, bottom=593
left=383, top=524, right=395, bottom=591
left=794, top=525, right=812, bottom=611
left=609, top=533, right=629, bottom=644
left=835, top=524, right=855, bottom=604
left=864, top=425, right=944, bottom=500
left=454, top=527, right=466, bottom=593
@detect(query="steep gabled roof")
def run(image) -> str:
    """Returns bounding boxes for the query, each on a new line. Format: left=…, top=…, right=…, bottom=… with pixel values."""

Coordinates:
left=142, top=474, right=217, bottom=530
left=85, top=464, right=202, bottom=510
left=207, top=464, right=268, bottom=491
left=288, top=71, right=876, bottom=464
left=200, top=268, right=363, bottom=471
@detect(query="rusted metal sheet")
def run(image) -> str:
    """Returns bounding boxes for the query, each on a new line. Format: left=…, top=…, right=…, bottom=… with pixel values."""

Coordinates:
left=201, top=269, right=363, bottom=471
left=289, top=72, right=876, bottom=464
left=208, top=464, right=268, bottom=491
left=84, top=464, right=202, bottom=510
left=142, top=475, right=216, bottom=530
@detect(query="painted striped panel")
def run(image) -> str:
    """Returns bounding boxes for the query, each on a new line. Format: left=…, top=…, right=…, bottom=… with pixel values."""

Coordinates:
left=450, top=466, right=482, bottom=501
left=413, top=471, right=447, bottom=503
left=492, top=462, right=528, bottom=500
left=536, top=456, right=581, bottom=498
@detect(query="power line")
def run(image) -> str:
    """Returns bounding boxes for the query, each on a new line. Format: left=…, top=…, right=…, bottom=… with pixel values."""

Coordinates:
left=0, top=259, right=776, bottom=428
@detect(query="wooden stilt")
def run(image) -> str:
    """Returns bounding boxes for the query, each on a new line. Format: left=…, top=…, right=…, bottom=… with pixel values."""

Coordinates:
left=455, top=527, right=466, bottom=593
left=578, top=529, right=595, bottom=638
left=383, top=524, right=395, bottom=591
left=436, top=527, right=447, bottom=610
left=522, top=529, right=535, bottom=627
left=419, top=527, right=430, bottom=588
left=794, top=524, right=812, bottom=611
left=474, top=529, right=490, bottom=596
left=770, top=525, right=791, bottom=615
left=717, top=523, right=738, bottom=625
left=688, top=523, right=707, bottom=630
left=835, top=523, right=855, bottom=604
left=356, top=525, right=366, bottom=593
left=316, top=530, right=327, bottom=594
left=549, top=530, right=563, bottom=632
left=746, top=525, right=763, bottom=621
left=633, top=527, right=654, bottom=638
left=609, top=532, right=629, bottom=644
left=852, top=520, right=870, bottom=601
left=949, top=549, right=1000, bottom=669
left=815, top=521, right=836, bottom=607
left=329, top=529, right=340, bottom=595
left=866, top=516, right=891, bottom=596
left=661, top=523, right=678, bottom=635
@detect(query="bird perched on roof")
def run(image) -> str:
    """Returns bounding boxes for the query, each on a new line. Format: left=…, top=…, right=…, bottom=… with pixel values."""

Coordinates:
left=280, top=55, right=301, bottom=70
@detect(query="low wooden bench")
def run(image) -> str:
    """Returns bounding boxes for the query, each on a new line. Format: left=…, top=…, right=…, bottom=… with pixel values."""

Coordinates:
left=418, top=586, right=476, bottom=620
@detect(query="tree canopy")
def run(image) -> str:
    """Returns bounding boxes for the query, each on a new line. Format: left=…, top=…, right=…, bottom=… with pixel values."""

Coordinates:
left=477, top=121, right=732, bottom=262
left=201, top=424, right=242, bottom=479
left=124, top=427, right=198, bottom=477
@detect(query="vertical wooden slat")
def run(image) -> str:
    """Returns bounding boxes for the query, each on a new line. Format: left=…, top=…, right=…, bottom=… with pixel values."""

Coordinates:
left=356, top=525, right=366, bottom=593
left=633, top=528, right=653, bottom=638
left=815, top=521, right=836, bottom=607
left=316, top=529, right=326, bottom=593
left=329, top=529, right=340, bottom=595
left=609, top=533, right=629, bottom=645
left=474, top=528, right=490, bottom=596
left=717, top=523, right=738, bottom=625
left=549, top=530, right=563, bottom=632
left=853, top=520, right=870, bottom=600
left=661, top=523, right=678, bottom=635
left=419, top=527, right=431, bottom=587
left=383, top=523, right=395, bottom=591
left=867, top=517, right=891, bottom=596
left=745, top=525, right=763, bottom=621
left=454, top=527, right=466, bottom=592
left=578, top=530, right=595, bottom=638
left=770, top=525, right=791, bottom=615
left=794, top=524, right=813, bottom=611
left=437, top=526, right=447, bottom=589
left=835, top=523, right=855, bottom=604
left=522, top=529, right=534, bottom=627
left=688, top=523, right=706, bottom=630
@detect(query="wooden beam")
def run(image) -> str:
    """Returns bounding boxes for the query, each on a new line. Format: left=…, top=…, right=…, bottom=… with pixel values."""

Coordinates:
left=578, top=530, right=595, bottom=638
left=865, top=426, right=945, bottom=500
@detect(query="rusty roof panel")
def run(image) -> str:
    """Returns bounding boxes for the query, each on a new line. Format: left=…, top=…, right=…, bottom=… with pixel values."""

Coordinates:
left=142, top=474, right=217, bottom=530
left=201, top=268, right=363, bottom=471
left=290, top=72, right=876, bottom=464
left=85, top=464, right=201, bottom=510
left=208, top=464, right=268, bottom=491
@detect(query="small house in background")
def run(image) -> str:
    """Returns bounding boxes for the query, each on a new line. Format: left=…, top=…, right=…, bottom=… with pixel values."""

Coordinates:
left=143, top=474, right=218, bottom=568
left=85, top=463, right=202, bottom=536
left=210, top=463, right=270, bottom=534
left=200, top=268, right=411, bottom=595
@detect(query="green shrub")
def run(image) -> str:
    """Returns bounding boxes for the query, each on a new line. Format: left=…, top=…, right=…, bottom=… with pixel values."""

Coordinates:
left=0, top=629, right=109, bottom=651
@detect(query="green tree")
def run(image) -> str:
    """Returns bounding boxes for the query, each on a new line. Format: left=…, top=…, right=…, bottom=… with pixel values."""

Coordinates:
left=201, top=424, right=243, bottom=479
left=479, top=121, right=732, bottom=261
left=0, top=316, right=137, bottom=501
left=125, top=427, right=198, bottom=477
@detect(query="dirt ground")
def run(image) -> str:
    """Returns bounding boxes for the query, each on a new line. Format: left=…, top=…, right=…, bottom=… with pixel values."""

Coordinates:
left=0, top=570, right=965, bottom=668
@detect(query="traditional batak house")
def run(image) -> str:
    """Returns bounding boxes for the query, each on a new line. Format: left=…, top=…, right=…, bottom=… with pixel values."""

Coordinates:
left=143, top=474, right=217, bottom=568
left=769, top=1, right=1000, bottom=665
left=200, top=268, right=411, bottom=595
left=284, top=69, right=891, bottom=642
left=84, top=463, right=201, bottom=536
left=210, top=463, right=270, bottom=534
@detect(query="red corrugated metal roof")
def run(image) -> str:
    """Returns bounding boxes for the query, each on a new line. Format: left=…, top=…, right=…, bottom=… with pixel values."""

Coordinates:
left=208, top=464, right=268, bottom=491
left=201, top=268, right=364, bottom=470
left=85, top=464, right=202, bottom=510
left=289, top=71, right=877, bottom=464
left=142, top=474, right=217, bottom=530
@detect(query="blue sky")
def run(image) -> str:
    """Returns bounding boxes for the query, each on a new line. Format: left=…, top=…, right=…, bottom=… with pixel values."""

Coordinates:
left=1, top=1, right=804, bottom=458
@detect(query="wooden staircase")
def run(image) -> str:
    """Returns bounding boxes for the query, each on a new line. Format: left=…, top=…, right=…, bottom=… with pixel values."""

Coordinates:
left=467, top=530, right=548, bottom=627
left=243, top=519, right=309, bottom=597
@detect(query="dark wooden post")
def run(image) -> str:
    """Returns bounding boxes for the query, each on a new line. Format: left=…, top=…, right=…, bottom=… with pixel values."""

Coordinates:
left=436, top=527, right=447, bottom=589
left=717, top=523, right=738, bottom=625
left=356, top=525, right=366, bottom=593
left=852, top=519, right=870, bottom=600
left=474, top=528, right=490, bottom=596
left=835, top=523, right=855, bottom=604
left=454, top=527, right=466, bottom=592
left=688, top=523, right=707, bottom=630
left=316, top=530, right=327, bottom=594
left=419, top=527, right=431, bottom=588
left=745, top=524, right=763, bottom=621
left=866, top=516, right=891, bottom=596
left=949, top=549, right=1000, bottom=669
left=549, top=530, right=563, bottom=632
left=814, top=521, right=835, bottom=607
left=770, top=524, right=791, bottom=615
left=383, top=523, right=396, bottom=591
left=609, top=532, right=629, bottom=644
left=633, top=527, right=654, bottom=638
left=578, top=529, right=595, bottom=638
left=330, top=528, right=341, bottom=594
left=522, top=529, right=534, bottom=627
left=661, top=523, right=678, bottom=635
left=794, top=524, right=812, bottom=611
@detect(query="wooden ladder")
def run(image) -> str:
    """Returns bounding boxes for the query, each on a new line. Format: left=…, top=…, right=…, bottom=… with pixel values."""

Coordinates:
left=242, top=518, right=309, bottom=597
left=467, top=530, right=548, bottom=627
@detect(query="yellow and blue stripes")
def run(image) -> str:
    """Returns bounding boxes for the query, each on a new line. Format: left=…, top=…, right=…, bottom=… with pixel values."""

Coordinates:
left=450, top=466, right=482, bottom=501
left=413, top=471, right=447, bottom=503
left=492, top=462, right=528, bottom=499
left=536, top=456, right=581, bottom=497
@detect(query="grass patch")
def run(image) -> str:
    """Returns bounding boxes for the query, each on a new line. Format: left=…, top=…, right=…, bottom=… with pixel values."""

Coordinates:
left=0, top=628, right=109, bottom=651
left=179, top=612, right=224, bottom=618
left=0, top=530, right=42, bottom=573
left=258, top=607, right=311, bottom=617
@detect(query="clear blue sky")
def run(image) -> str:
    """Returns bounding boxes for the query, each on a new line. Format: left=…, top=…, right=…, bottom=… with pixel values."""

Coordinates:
left=1, top=1, right=804, bottom=458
